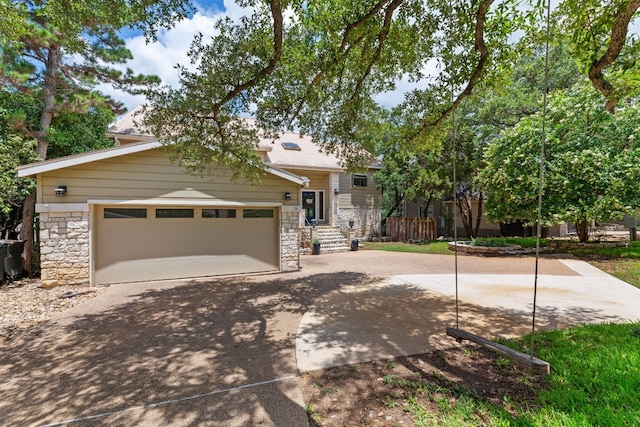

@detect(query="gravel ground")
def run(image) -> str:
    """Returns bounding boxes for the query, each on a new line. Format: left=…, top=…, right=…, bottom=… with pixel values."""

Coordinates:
left=0, top=279, right=108, bottom=342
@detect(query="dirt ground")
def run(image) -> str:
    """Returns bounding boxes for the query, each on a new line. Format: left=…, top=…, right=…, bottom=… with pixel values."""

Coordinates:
left=300, top=343, right=546, bottom=426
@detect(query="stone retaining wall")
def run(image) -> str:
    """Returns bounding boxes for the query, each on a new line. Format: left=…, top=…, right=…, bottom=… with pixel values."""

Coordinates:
left=546, top=241, right=628, bottom=250
left=448, top=241, right=523, bottom=255
left=39, top=211, right=90, bottom=288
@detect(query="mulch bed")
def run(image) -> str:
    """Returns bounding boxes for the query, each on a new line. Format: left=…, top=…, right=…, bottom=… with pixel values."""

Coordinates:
left=300, top=344, right=547, bottom=426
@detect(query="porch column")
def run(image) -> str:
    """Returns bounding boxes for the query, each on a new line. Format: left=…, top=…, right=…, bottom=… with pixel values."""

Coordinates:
left=330, top=172, right=340, bottom=226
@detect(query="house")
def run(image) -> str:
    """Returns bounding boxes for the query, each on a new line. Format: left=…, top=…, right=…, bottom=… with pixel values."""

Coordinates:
left=18, top=108, right=381, bottom=287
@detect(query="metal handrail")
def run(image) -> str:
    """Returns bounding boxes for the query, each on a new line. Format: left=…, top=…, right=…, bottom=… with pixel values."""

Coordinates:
left=301, top=216, right=314, bottom=247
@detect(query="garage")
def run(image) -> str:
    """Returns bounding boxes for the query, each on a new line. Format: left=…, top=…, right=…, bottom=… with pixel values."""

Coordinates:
left=94, top=204, right=280, bottom=285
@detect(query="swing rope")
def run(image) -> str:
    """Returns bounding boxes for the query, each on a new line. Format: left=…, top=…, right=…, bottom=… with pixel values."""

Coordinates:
left=531, top=0, right=552, bottom=361
left=452, top=50, right=459, bottom=332
left=449, top=0, right=553, bottom=374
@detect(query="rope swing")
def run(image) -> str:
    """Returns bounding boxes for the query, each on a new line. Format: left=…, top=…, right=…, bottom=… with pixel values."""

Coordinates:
left=446, top=0, right=553, bottom=376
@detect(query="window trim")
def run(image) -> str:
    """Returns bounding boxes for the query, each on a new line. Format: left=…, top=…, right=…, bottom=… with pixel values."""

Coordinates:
left=352, top=173, right=368, bottom=188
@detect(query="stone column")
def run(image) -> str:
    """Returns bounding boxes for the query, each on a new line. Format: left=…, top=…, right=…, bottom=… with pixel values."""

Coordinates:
left=281, top=207, right=301, bottom=271
left=39, top=211, right=90, bottom=288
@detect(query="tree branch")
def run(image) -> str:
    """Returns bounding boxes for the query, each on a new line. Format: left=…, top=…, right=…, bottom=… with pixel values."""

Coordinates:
left=413, top=0, right=495, bottom=138
left=588, top=0, right=640, bottom=112
left=286, top=0, right=399, bottom=126
left=204, top=0, right=284, bottom=124
left=349, top=0, right=403, bottom=103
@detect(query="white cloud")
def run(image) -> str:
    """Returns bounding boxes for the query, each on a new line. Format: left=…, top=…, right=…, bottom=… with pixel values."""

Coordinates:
left=103, top=0, right=246, bottom=113
left=103, top=0, right=264, bottom=113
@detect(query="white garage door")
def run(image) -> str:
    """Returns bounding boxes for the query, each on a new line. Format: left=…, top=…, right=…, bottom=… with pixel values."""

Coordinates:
left=94, top=206, right=279, bottom=285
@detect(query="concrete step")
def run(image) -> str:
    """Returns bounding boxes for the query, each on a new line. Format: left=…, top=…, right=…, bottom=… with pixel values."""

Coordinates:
left=302, top=226, right=351, bottom=254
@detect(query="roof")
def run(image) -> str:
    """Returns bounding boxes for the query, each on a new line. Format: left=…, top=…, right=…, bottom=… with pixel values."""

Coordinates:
left=18, top=140, right=162, bottom=177
left=17, top=141, right=309, bottom=187
left=107, top=105, right=152, bottom=137
left=260, top=130, right=343, bottom=172
left=107, top=109, right=348, bottom=171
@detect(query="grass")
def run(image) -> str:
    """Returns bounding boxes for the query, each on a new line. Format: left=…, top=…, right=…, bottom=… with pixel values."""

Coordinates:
left=359, top=238, right=640, bottom=424
left=363, top=241, right=452, bottom=255
left=380, top=322, right=640, bottom=426
left=365, top=237, right=547, bottom=255
left=366, top=238, right=640, bottom=288
left=510, top=323, right=640, bottom=426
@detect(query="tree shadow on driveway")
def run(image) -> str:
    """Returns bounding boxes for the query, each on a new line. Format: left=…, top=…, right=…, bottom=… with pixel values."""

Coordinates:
left=0, top=271, right=377, bottom=426
left=0, top=264, right=633, bottom=426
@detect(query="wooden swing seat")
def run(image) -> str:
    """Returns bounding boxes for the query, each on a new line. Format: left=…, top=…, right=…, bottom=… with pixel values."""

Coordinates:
left=446, top=327, right=550, bottom=375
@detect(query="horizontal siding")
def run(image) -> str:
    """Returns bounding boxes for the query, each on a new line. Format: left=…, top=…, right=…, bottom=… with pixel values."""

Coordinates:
left=338, top=171, right=381, bottom=208
left=285, top=169, right=330, bottom=192
left=40, top=148, right=300, bottom=205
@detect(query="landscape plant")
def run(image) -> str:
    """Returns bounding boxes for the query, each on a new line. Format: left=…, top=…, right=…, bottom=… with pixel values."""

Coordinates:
left=479, top=83, right=640, bottom=242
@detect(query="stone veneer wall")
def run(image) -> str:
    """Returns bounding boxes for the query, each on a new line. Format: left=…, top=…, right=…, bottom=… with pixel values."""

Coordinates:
left=280, top=210, right=300, bottom=271
left=335, top=207, right=382, bottom=239
left=39, top=211, right=90, bottom=288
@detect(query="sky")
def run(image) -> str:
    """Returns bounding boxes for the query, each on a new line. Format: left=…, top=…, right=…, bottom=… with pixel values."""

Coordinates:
left=104, top=0, right=640, bottom=116
left=102, top=0, right=231, bottom=112
left=103, top=0, right=426, bottom=114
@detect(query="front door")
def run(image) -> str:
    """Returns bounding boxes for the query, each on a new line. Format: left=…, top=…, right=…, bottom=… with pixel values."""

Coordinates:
left=302, top=191, right=316, bottom=224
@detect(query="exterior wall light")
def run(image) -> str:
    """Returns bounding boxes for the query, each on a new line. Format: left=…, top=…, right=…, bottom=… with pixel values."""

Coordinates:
left=334, top=188, right=340, bottom=195
left=284, top=192, right=292, bottom=201
left=54, top=186, right=67, bottom=197
left=348, top=219, right=355, bottom=228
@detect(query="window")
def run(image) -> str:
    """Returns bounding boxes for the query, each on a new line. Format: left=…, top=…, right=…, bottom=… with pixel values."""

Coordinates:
left=156, top=208, right=194, bottom=218
left=243, top=209, right=274, bottom=218
left=203, top=208, right=236, bottom=218
left=281, top=142, right=301, bottom=151
left=104, top=208, right=147, bottom=219
left=352, top=174, right=368, bottom=187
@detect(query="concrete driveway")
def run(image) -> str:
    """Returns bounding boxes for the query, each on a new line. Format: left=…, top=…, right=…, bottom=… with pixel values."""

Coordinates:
left=1, top=251, right=639, bottom=426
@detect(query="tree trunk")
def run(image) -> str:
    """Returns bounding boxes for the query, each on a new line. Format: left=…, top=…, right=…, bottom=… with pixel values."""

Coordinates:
left=473, top=192, right=483, bottom=238
left=575, top=220, right=590, bottom=243
left=421, top=192, right=434, bottom=218
left=382, top=191, right=404, bottom=227
left=20, top=193, right=36, bottom=274
left=21, top=44, right=60, bottom=275
left=456, top=194, right=474, bottom=238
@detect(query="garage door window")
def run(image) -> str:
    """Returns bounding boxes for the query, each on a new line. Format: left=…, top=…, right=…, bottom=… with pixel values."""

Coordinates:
left=203, top=208, right=237, bottom=218
left=104, top=208, right=147, bottom=219
left=243, top=209, right=274, bottom=218
left=156, top=208, right=194, bottom=218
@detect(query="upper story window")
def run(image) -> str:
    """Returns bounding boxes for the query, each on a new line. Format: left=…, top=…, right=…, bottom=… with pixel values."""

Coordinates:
left=281, top=142, right=301, bottom=151
left=352, top=173, right=368, bottom=188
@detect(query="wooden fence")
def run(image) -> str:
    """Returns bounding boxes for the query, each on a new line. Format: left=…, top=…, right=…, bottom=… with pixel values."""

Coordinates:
left=386, top=217, right=437, bottom=241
